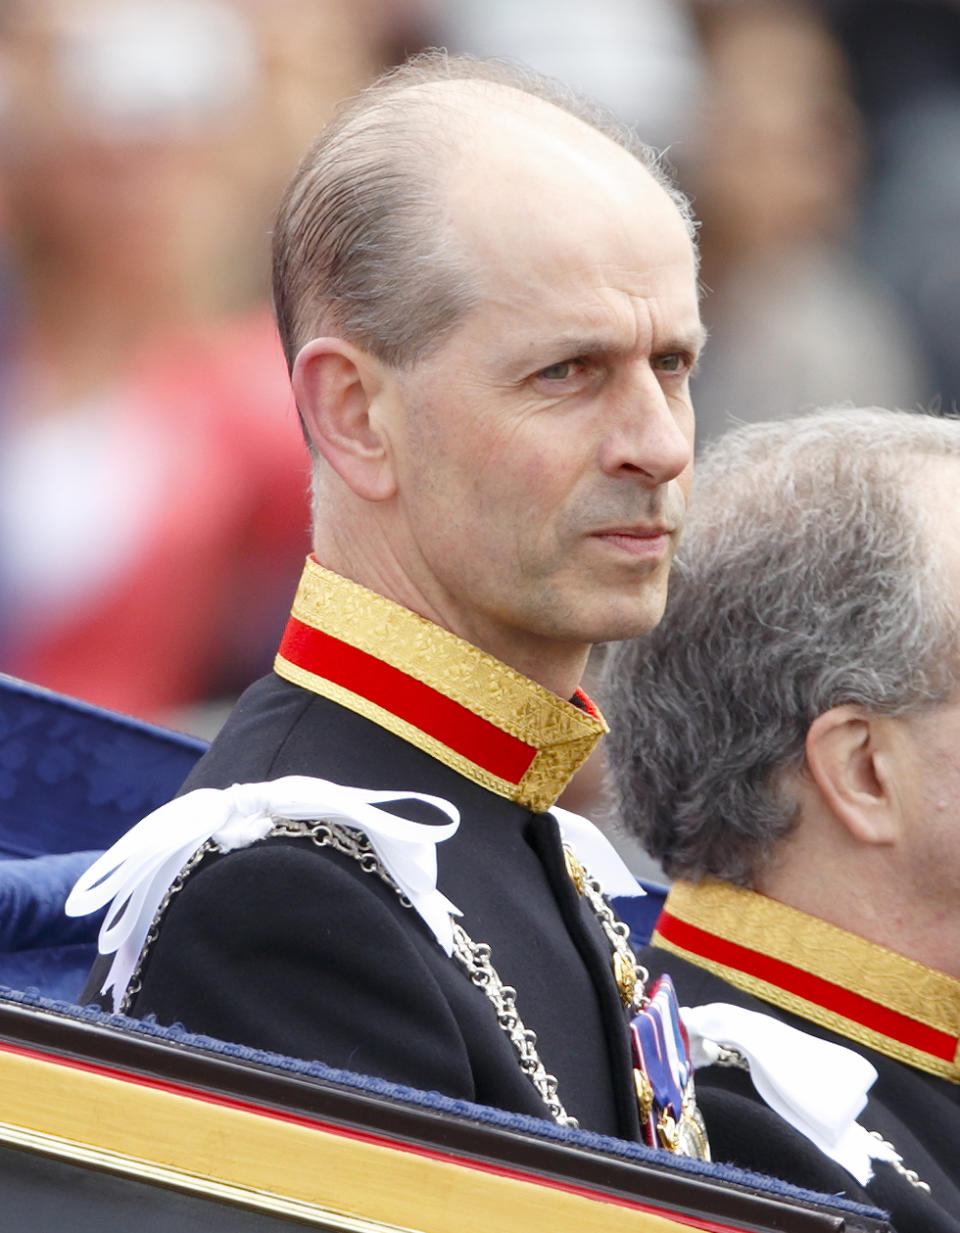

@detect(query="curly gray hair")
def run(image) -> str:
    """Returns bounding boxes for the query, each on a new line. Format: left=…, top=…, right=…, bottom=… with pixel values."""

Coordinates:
left=603, top=407, right=960, bottom=887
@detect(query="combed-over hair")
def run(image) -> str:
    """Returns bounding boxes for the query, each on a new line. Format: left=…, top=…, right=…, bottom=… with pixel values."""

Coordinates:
left=271, top=49, right=695, bottom=377
left=603, top=407, right=960, bottom=887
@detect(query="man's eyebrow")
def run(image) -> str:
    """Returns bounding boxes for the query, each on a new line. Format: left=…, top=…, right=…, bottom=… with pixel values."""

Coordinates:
left=551, top=323, right=710, bottom=358
left=508, top=323, right=709, bottom=372
left=660, top=323, right=709, bottom=357
left=501, top=334, right=620, bottom=376
left=534, top=333, right=622, bottom=357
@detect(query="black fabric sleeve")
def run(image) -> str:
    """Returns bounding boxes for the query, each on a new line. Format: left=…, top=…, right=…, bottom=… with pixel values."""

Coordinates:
left=695, top=1074, right=874, bottom=1200
left=131, top=841, right=475, bottom=1098
left=696, top=1068, right=960, bottom=1233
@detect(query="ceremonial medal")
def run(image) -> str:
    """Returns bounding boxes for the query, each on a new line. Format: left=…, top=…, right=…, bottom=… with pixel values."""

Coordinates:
left=630, top=974, right=710, bottom=1160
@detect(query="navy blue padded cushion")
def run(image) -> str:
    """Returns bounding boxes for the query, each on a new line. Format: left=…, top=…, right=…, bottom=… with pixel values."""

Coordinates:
left=0, top=675, right=205, bottom=859
left=0, top=850, right=106, bottom=1000
left=612, top=881, right=668, bottom=949
left=0, top=676, right=205, bottom=999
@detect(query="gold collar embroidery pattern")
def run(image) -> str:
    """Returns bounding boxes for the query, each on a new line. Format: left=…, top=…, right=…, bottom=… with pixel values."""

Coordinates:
left=274, top=558, right=607, bottom=812
left=655, top=879, right=960, bottom=1082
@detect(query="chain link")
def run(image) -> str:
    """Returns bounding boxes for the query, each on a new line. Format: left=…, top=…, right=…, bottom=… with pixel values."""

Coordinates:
left=449, top=922, right=578, bottom=1127
left=867, top=1131, right=932, bottom=1193
left=571, top=847, right=649, bottom=1016
left=291, top=819, right=581, bottom=1125
left=121, top=818, right=638, bottom=1129
left=120, top=839, right=217, bottom=1014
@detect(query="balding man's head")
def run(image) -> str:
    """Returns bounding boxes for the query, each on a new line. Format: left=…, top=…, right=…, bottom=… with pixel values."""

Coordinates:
left=284, top=52, right=702, bottom=693
left=271, top=50, right=696, bottom=377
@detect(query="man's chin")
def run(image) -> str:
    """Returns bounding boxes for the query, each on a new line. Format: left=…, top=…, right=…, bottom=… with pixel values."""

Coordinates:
left=580, top=601, right=669, bottom=646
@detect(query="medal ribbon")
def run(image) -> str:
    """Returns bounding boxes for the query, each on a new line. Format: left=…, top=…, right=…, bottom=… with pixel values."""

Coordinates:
left=630, top=974, right=692, bottom=1144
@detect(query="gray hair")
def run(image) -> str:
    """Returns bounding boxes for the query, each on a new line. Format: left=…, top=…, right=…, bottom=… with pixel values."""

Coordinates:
left=603, top=407, right=960, bottom=886
left=271, top=48, right=696, bottom=380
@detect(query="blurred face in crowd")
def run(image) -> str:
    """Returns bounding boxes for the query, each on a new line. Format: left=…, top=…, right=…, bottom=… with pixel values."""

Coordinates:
left=0, top=7, right=196, bottom=295
left=0, top=0, right=259, bottom=297
left=382, top=90, right=703, bottom=680
left=0, top=0, right=384, bottom=318
left=694, top=0, right=861, bottom=259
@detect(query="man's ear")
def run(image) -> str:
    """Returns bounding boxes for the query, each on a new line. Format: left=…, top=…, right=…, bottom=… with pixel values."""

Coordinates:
left=291, top=337, right=398, bottom=501
left=804, top=705, right=900, bottom=846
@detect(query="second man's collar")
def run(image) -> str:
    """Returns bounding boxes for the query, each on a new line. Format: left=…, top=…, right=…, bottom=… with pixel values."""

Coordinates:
left=654, top=878, right=960, bottom=1083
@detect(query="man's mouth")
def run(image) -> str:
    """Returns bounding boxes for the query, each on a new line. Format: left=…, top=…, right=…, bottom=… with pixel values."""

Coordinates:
left=590, top=525, right=675, bottom=558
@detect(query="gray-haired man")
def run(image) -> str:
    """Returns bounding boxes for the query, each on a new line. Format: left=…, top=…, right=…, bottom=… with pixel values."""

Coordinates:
left=605, top=407, right=960, bottom=1229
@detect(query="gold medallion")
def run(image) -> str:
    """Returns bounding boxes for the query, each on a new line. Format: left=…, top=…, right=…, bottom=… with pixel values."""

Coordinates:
left=563, top=847, right=585, bottom=896
left=633, top=1067, right=654, bottom=1123
left=677, top=1082, right=711, bottom=1160
left=613, top=951, right=636, bottom=1008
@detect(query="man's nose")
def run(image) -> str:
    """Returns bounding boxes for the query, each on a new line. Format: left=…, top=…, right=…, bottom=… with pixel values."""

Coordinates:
left=597, top=372, right=694, bottom=485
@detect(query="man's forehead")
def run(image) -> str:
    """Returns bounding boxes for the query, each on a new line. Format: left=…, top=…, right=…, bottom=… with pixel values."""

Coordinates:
left=451, top=151, right=694, bottom=309
left=449, top=134, right=682, bottom=262
left=395, top=77, right=699, bottom=351
left=403, top=76, right=657, bottom=207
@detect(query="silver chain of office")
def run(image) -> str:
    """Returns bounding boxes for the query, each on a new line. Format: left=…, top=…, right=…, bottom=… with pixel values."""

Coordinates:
left=272, top=819, right=649, bottom=1127
left=120, top=839, right=216, bottom=1015
left=120, top=817, right=649, bottom=1130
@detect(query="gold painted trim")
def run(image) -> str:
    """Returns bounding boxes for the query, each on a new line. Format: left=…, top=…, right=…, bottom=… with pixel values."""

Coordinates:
left=659, top=880, right=960, bottom=1082
left=0, top=1045, right=700, bottom=1233
left=276, top=558, right=607, bottom=811
left=0, top=1120, right=407, bottom=1233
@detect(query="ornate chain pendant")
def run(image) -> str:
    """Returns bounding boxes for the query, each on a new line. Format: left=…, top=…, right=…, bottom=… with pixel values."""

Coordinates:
left=560, top=844, right=709, bottom=1158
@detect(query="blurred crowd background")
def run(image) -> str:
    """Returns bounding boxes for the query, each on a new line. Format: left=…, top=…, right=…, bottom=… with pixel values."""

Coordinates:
left=0, top=0, right=957, bottom=758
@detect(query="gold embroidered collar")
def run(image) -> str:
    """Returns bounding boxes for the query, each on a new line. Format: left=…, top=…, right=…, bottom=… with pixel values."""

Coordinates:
left=654, top=879, right=960, bottom=1083
left=274, top=557, right=607, bottom=812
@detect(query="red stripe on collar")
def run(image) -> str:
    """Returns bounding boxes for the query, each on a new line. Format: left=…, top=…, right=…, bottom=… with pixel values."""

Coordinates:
left=278, top=615, right=537, bottom=785
left=657, top=910, right=958, bottom=1063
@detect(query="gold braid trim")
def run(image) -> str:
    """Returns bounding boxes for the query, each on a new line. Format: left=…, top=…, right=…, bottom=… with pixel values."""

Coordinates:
left=656, top=880, right=960, bottom=1082
left=274, top=558, right=606, bottom=811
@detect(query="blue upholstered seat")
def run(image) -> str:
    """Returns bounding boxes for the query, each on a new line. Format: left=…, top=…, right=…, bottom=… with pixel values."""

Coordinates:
left=0, top=674, right=671, bottom=1000
left=0, top=674, right=206, bottom=857
left=612, top=882, right=668, bottom=950
left=0, top=675, right=207, bottom=998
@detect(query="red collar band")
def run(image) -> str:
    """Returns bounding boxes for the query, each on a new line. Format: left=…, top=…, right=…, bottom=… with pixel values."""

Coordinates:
left=274, top=558, right=607, bottom=812
left=655, top=880, right=960, bottom=1082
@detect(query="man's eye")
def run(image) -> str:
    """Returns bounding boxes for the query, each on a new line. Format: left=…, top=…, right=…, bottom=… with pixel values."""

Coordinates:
left=654, top=353, right=686, bottom=374
left=538, top=359, right=580, bottom=381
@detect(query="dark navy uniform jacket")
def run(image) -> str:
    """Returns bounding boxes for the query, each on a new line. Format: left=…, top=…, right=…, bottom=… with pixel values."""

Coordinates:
left=83, top=560, right=642, bottom=1139
left=642, top=879, right=960, bottom=1233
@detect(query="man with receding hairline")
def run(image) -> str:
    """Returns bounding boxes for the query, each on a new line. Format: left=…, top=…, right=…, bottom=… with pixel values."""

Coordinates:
left=76, top=52, right=705, bottom=1145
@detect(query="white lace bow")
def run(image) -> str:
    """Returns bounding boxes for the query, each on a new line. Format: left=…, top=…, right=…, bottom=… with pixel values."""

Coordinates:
left=65, top=776, right=463, bottom=1011
left=682, top=1002, right=900, bottom=1185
